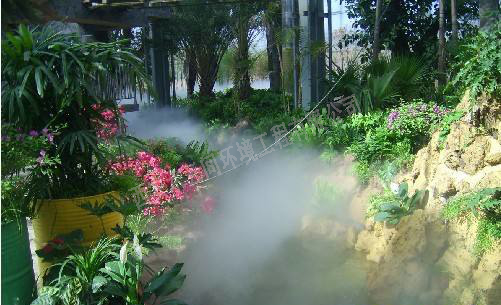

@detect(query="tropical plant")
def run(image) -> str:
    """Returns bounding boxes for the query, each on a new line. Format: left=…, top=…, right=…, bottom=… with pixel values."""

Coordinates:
left=97, top=240, right=187, bottom=305
left=1, top=24, right=151, bottom=199
left=33, top=237, right=118, bottom=305
left=372, top=183, right=429, bottom=225
left=32, top=236, right=188, bottom=305
left=164, top=0, right=236, bottom=98
left=450, top=22, right=500, bottom=103
left=328, top=56, right=428, bottom=113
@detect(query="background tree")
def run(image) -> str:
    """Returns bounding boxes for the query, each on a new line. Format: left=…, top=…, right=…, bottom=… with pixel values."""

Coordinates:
left=233, top=2, right=264, bottom=101
left=343, top=0, right=478, bottom=61
left=479, top=0, right=500, bottom=31
left=371, top=0, right=384, bottom=61
left=167, top=0, right=235, bottom=99
left=264, top=1, right=282, bottom=92
left=438, top=0, right=446, bottom=86
left=451, top=0, right=458, bottom=43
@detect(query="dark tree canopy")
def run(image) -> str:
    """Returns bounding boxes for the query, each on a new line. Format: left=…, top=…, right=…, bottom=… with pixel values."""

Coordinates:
left=342, top=0, right=478, bottom=60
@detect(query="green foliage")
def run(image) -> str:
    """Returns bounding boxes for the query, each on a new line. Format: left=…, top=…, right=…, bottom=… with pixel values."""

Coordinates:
left=290, top=122, right=328, bottom=148
left=372, top=183, right=428, bottom=225
left=33, top=237, right=117, bottom=305
left=289, top=99, right=446, bottom=183
left=178, top=88, right=296, bottom=132
left=147, top=138, right=218, bottom=168
left=310, top=178, right=345, bottom=215
left=442, top=188, right=501, bottom=255
left=451, top=23, right=501, bottom=102
left=1, top=124, right=60, bottom=222
left=343, top=0, right=478, bottom=61
left=35, top=230, right=84, bottom=265
left=33, top=236, right=188, bottom=305
left=1, top=25, right=151, bottom=199
left=328, top=56, right=428, bottom=113
left=437, top=110, right=465, bottom=147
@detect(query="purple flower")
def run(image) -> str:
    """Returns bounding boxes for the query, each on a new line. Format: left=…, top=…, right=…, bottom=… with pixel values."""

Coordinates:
left=387, top=111, right=400, bottom=129
left=433, top=104, right=440, bottom=114
left=47, top=133, right=54, bottom=144
left=29, top=130, right=39, bottom=137
left=16, top=134, right=25, bottom=141
left=37, top=150, right=46, bottom=165
left=42, top=128, right=49, bottom=135
left=1, top=135, right=10, bottom=142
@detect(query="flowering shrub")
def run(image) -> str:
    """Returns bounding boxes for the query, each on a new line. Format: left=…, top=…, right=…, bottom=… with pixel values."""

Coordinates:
left=1, top=125, right=59, bottom=176
left=386, top=100, right=449, bottom=136
left=108, top=151, right=206, bottom=216
left=1, top=125, right=61, bottom=222
left=91, top=104, right=126, bottom=140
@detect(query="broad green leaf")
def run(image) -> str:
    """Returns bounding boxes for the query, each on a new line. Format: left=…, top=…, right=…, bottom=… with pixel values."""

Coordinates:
left=156, top=274, right=187, bottom=297
left=398, top=183, right=408, bottom=199
left=144, top=263, right=184, bottom=295
left=374, top=211, right=391, bottom=222
left=92, top=275, right=108, bottom=293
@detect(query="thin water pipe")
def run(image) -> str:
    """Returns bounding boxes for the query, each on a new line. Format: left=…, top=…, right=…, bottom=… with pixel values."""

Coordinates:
left=195, top=70, right=347, bottom=185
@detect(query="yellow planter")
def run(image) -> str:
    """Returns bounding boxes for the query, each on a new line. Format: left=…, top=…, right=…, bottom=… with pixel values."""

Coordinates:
left=32, top=191, right=123, bottom=277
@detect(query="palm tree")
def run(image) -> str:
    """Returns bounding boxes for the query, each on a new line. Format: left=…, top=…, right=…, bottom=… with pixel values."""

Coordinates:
left=438, top=0, right=446, bottom=87
left=451, top=0, right=458, bottom=43
left=372, top=0, right=383, bottom=62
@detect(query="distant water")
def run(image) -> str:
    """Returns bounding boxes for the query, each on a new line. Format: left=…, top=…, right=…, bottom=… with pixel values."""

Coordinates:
left=118, top=79, right=270, bottom=106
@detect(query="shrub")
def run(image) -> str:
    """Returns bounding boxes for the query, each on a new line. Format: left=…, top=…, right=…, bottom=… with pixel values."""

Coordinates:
left=442, top=188, right=501, bottom=255
left=450, top=23, right=501, bottom=103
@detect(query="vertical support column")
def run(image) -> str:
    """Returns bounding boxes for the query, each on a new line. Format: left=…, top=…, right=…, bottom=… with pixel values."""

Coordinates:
left=299, top=0, right=325, bottom=110
left=282, top=0, right=296, bottom=107
left=327, top=0, right=333, bottom=80
left=149, top=21, right=171, bottom=107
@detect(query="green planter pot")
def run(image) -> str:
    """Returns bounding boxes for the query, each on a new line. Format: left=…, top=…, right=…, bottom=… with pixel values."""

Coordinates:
left=1, top=218, right=36, bottom=305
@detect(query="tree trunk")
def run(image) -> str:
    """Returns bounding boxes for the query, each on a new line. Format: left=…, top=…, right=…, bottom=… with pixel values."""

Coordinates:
left=372, top=0, right=383, bottom=62
left=234, top=7, right=252, bottom=101
left=451, top=0, right=458, bottom=43
left=266, top=16, right=282, bottom=92
left=186, top=52, right=196, bottom=98
left=479, top=0, right=500, bottom=31
left=438, top=0, right=446, bottom=87
left=196, top=52, right=219, bottom=98
left=171, top=53, right=176, bottom=101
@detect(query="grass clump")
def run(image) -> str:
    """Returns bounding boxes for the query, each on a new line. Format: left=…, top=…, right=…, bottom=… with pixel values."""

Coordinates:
left=442, top=188, right=501, bottom=255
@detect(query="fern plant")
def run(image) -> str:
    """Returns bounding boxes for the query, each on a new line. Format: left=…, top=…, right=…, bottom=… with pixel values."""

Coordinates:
left=442, top=188, right=500, bottom=255
left=450, top=22, right=500, bottom=102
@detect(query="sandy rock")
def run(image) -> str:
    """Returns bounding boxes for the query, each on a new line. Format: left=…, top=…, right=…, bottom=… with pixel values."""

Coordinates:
left=461, top=137, right=490, bottom=174
left=473, top=247, right=501, bottom=304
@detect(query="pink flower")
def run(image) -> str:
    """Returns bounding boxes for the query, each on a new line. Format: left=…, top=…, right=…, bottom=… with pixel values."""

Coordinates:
left=172, top=188, right=184, bottom=201
left=183, top=183, right=197, bottom=200
left=108, top=152, right=206, bottom=216
left=201, top=196, right=215, bottom=214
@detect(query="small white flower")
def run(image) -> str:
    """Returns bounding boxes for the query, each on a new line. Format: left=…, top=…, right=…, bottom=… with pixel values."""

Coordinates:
left=120, top=241, right=128, bottom=263
left=133, top=235, right=142, bottom=261
left=390, top=183, right=399, bottom=194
